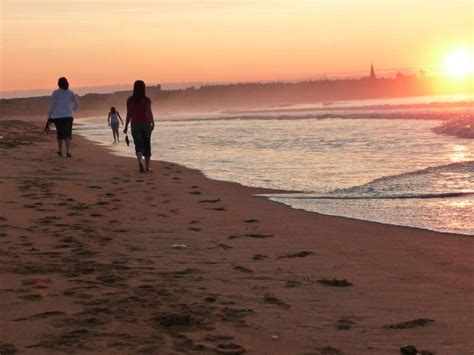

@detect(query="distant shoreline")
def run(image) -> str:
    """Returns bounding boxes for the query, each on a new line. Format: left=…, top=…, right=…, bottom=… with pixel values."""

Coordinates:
left=1, top=74, right=472, bottom=120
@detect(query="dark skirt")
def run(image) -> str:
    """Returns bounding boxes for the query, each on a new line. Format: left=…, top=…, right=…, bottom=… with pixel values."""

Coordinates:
left=53, top=117, right=73, bottom=140
left=131, top=123, right=152, bottom=157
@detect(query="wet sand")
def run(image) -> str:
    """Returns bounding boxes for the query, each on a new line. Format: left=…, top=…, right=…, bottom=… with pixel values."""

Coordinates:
left=0, top=120, right=472, bottom=354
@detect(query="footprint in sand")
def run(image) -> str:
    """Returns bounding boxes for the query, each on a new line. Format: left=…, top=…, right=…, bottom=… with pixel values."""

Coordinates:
left=285, top=280, right=302, bottom=288
left=199, top=199, right=221, bottom=203
left=244, top=219, right=259, bottom=223
left=218, top=243, right=233, bottom=250
left=215, top=343, right=246, bottom=354
left=383, top=318, right=435, bottom=329
left=313, top=346, right=344, bottom=355
left=0, top=343, right=16, bottom=355
left=233, top=266, right=253, bottom=273
left=276, top=251, right=314, bottom=259
left=317, top=278, right=352, bottom=287
left=210, top=207, right=226, bottom=211
left=263, top=295, right=290, bottom=310
left=336, top=316, right=357, bottom=330
left=230, top=233, right=273, bottom=240
left=18, top=294, right=43, bottom=301
left=86, top=185, right=103, bottom=189
left=13, top=311, right=65, bottom=321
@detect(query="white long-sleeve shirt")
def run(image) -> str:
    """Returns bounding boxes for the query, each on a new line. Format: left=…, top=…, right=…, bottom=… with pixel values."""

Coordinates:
left=48, top=89, right=79, bottom=119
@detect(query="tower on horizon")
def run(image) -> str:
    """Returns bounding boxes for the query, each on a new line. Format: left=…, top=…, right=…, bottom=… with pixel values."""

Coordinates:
left=370, top=63, right=376, bottom=80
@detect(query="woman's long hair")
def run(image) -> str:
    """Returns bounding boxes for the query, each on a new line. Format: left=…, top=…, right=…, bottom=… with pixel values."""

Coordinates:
left=110, top=106, right=116, bottom=114
left=131, top=80, right=146, bottom=102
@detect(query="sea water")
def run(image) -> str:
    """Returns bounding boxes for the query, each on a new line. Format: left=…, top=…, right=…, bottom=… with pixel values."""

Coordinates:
left=76, top=95, right=474, bottom=235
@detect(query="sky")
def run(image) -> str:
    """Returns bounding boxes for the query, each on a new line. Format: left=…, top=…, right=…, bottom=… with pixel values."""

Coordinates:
left=1, top=0, right=473, bottom=92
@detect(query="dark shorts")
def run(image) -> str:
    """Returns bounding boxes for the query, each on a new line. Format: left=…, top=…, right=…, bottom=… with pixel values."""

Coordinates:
left=53, top=117, right=73, bottom=140
left=131, top=123, right=152, bottom=157
left=111, top=121, right=120, bottom=130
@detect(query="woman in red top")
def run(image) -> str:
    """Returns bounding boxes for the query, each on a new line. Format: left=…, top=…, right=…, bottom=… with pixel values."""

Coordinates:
left=123, top=80, right=155, bottom=172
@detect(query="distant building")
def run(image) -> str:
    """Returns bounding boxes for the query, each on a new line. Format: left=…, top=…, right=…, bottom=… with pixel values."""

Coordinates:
left=156, top=84, right=162, bottom=91
left=369, top=63, right=376, bottom=80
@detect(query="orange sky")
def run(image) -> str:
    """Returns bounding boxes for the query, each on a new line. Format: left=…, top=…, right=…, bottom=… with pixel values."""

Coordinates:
left=1, top=0, right=473, bottom=91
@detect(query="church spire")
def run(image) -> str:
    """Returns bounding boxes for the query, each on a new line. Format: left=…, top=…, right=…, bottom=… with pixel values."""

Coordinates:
left=370, top=63, right=376, bottom=80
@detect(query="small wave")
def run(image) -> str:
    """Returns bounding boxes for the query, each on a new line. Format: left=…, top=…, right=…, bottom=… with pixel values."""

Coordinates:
left=158, top=109, right=472, bottom=124
left=279, top=191, right=474, bottom=200
left=224, top=100, right=474, bottom=115
left=268, top=161, right=474, bottom=202
left=432, top=116, right=474, bottom=139
left=355, top=160, right=474, bottom=186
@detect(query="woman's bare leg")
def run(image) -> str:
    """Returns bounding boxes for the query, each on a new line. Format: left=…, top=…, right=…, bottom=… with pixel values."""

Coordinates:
left=137, top=153, right=144, bottom=172
left=145, top=156, right=151, bottom=172
left=65, top=139, right=72, bottom=157
left=57, top=139, right=63, bottom=156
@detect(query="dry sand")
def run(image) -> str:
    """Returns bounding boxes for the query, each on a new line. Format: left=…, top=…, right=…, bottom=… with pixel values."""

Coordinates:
left=0, top=120, right=472, bottom=354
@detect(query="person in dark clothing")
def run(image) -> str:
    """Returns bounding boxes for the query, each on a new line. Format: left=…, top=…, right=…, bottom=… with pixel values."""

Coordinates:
left=123, top=80, right=155, bottom=172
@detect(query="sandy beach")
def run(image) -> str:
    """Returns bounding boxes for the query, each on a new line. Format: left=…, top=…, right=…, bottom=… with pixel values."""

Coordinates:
left=0, top=120, right=472, bottom=354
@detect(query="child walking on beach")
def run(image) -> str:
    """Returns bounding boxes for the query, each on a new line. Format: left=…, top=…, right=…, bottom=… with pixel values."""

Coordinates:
left=123, top=80, right=155, bottom=173
left=107, top=107, right=124, bottom=143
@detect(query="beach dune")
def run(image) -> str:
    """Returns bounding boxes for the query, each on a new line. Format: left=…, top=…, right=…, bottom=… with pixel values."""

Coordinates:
left=0, top=120, right=472, bottom=354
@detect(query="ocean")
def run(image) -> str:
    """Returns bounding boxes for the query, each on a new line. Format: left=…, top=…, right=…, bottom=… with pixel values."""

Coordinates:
left=76, top=94, right=474, bottom=235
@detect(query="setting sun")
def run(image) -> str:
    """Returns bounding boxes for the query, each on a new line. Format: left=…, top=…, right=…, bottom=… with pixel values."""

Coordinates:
left=443, top=47, right=474, bottom=77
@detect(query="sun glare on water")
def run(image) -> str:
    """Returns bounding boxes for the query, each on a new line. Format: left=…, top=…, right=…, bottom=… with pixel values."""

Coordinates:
left=443, top=47, right=474, bottom=77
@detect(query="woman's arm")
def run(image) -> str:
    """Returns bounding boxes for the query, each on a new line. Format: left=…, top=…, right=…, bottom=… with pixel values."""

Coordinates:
left=118, top=112, right=124, bottom=125
left=146, top=99, right=155, bottom=131
left=107, top=113, right=111, bottom=126
left=72, top=93, right=79, bottom=111
left=124, top=101, right=131, bottom=133
left=48, top=92, right=56, bottom=119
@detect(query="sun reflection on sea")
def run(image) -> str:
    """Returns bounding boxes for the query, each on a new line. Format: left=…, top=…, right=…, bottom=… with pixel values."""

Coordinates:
left=449, top=144, right=471, bottom=163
